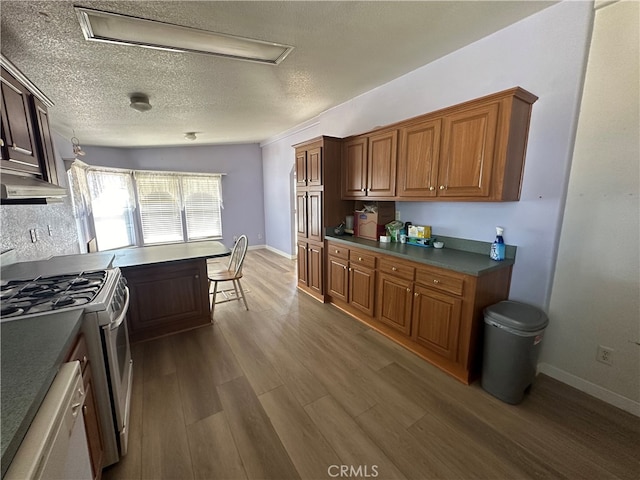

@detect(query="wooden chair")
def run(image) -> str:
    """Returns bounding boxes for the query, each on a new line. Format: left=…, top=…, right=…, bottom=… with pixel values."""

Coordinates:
left=208, top=235, right=249, bottom=317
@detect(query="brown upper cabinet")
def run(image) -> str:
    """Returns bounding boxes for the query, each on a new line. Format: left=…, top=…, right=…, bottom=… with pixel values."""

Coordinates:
left=350, top=87, right=537, bottom=202
left=295, top=145, right=322, bottom=187
left=1, top=58, right=60, bottom=185
left=342, top=129, right=398, bottom=199
left=1, top=67, right=40, bottom=174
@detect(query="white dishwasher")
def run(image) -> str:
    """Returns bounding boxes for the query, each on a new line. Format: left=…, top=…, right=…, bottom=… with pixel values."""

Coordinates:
left=5, top=362, right=93, bottom=480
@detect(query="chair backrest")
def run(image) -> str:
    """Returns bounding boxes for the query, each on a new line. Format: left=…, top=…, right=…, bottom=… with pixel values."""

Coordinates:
left=227, top=235, right=248, bottom=276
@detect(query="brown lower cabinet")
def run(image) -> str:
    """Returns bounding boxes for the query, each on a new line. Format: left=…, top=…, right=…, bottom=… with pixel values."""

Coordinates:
left=298, top=240, right=324, bottom=300
left=326, top=240, right=512, bottom=384
left=66, top=334, right=104, bottom=480
left=123, top=258, right=211, bottom=343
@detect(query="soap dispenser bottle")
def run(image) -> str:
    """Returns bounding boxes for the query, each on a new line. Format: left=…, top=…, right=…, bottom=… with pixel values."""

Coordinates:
left=490, top=227, right=506, bottom=261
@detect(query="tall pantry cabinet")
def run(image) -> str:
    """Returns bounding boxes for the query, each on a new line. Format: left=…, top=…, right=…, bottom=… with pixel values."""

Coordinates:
left=295, top=136, right=350, bottom=301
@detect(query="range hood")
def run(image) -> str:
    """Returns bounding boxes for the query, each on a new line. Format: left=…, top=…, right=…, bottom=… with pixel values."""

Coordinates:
left=1, top=172, right=67, bottom=204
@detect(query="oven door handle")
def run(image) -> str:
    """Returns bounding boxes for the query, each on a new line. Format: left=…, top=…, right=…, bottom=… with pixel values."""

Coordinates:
left=109, top=286, right=130, bottom=331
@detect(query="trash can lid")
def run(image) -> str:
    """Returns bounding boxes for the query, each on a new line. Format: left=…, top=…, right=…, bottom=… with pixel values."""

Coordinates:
left=484, top=300, right=549, bottom=332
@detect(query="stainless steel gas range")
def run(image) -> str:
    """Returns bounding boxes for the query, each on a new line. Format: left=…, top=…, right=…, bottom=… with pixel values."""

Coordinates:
left=0, top=266, right=132, bottom=468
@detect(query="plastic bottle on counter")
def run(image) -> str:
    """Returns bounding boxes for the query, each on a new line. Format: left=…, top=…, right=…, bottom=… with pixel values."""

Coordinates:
left=490, top=226, right=506, bottom=261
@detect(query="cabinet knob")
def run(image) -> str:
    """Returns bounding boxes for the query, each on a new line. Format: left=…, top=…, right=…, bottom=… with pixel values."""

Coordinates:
left=392, top=267, right=397, bottom=271
left=0, top=139, right=4, bottom=147
left=406, top=288, right=411, bottom=292
left=414, top=292, right=419, bottom=297
left=361, top=188, right=366, bottom=192
left=429, top=186, right=435, bottom=191
left=358, top=257, right=362, bottom=261
left=83, top=405, right=87, bottom=415
left=343, top=265, right=346, bottom=270
left=433, top=279, right=440, bottom=284
left=349, top=267, right=352, bottom=272
left=439, top=185, right=446, bottom=190
left=195, top=274, right=200, bottom=279
left=82, top=355, right=88, bottom=367
left=335, top=249, right=339, bottom=253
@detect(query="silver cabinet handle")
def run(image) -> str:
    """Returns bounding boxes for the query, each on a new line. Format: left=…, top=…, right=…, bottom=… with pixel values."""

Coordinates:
left=414, top=292, right=419, bottom=297
left=439, top=185, right=446, bottom=190
left=392, top=267, right=397, bottom=271
left=406, top=288, right=411, bottom=292
left=433, top=279, right=440, bottom=284
left=195, top=274, right=199, bottom=279
left=429, top=186, right=435, bottom=191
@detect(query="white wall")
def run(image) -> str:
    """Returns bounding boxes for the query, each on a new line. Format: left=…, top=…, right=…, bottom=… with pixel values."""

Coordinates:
left=542, top=0, right=639, bottom=415
left=262, top=0, right=593, bottom=311
left=81, top=143, right=265, bottom=250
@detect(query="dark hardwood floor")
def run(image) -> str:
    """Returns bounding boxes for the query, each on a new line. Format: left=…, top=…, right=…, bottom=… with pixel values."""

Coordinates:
left=103, top=249, right=639, bottom=480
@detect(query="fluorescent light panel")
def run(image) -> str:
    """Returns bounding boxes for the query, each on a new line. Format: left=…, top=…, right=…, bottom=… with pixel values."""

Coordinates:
left=75, top=7, right=294, bottom=65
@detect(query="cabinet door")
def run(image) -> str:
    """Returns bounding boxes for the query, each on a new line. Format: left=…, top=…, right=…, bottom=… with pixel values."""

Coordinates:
left=411, top=285, right=462, bottom=361
left=367, top=130, right=397, bottom=197
left=398, top=119, right=441, bottom=197
left=438, top=102, right=499, bottom=198
left=377, top=272, right=413, bottom=335
left=295, top=150, right=307, bottom=187
left=295, top=191, right=308, bottom=238
left=327, top=255, right=348, bottom=302
left=83, top=368, right=105, bottom=480
left=32, top=97, right=59, bottom=185
left=297, top=242, right=308, bottom=287
left=125, top=259, right=210, bottom=342
left=308, top=243, right=324, bottom=295
left=349, top=264, right=375, bottom=317
left=342, top=136, right=368, bottom=198
left=307, top=146, right=322, bottom=186
left=307, top=190, right=323, bottom=242
left=0, top=68, right=39, bottom=173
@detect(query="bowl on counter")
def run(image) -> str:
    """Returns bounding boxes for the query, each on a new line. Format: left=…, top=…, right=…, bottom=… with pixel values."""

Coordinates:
left=433, top=241, right=444, bottom=249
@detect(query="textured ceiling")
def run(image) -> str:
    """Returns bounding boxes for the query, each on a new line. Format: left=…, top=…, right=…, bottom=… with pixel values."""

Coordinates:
left=0, top=1, right=555, bottom=147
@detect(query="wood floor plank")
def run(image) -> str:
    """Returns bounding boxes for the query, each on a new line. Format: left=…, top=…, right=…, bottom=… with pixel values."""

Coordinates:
left=259, top=385, right=342, bottom=479
left=171, top=328, right=224, bottom=425
left=217, top=376, right=300, bottom=480
left=305, top=395, right=407, bottom=480
left=355, top=404, right=459, bottom=480
left=141, top=372, right=194, bottom=479
left=185, top=411, right=248, bottom=480
left=216, top=310, right=284, bottom=395
left=195, top=324, right=244, bottom=386
left=141, top=335, right=176, bottom=383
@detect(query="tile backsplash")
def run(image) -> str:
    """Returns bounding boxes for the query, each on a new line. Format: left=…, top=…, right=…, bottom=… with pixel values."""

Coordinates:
left=1, top=197, right=80, bottom=262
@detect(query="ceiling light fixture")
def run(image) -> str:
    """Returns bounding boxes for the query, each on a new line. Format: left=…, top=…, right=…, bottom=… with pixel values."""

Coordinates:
left=184, top=132, right=197, bottom=141
left=71, top=136, right=85, bottom=157
left=129, top=93, right=152, bottom=112
left=75, top=7, right=294, bottom=65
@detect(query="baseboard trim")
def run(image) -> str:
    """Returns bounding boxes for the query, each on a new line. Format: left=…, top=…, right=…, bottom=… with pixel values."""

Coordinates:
left=537, top=363, right=640, bottom=417
left=247, top=244, right=266, bottom=251
left=264, top=245, right=295, bottom=260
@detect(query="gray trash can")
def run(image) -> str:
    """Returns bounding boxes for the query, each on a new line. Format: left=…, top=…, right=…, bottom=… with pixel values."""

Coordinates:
left=481, top=300, right=549, bottom=404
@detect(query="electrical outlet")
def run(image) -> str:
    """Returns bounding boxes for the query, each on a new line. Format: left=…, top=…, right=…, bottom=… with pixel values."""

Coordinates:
left=233, top=235, right=238, bottom=243
left=396, top=210, right=401, bottom=221
left=48, top=225, right=53, bottom=236
left=258, top=233, right=263, bottom=240
left=30, top=229, right=37, bottom=243
left=596, top=345, right=614, bottom=366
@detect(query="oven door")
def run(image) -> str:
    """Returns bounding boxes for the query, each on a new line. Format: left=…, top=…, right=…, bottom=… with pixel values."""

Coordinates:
left=102, top=286, right=132, bottom=456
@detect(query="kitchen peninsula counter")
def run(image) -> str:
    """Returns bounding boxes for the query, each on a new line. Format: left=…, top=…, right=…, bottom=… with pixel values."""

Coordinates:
left=110, top=240, right=230, bottom=268
left=1, top=309, right=83, bottom=476
left=110, top=240, right=231, bottom=342
left=324, top=233, right=515, bottom=276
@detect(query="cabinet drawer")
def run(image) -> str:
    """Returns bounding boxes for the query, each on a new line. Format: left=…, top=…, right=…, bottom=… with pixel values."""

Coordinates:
left=416, top=266, right=464, bottom=296
left=349, top=249, right=376, bottom=269
left=66, top=333, right=90, bottom=374
left=327, top=243, right=349, bottom=260
left=378, top=257, right=415, bottom=281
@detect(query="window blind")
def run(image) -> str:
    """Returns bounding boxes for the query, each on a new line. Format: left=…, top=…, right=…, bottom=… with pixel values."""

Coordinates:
left=135, top=172, right=184, bottom=244
left=182, top=175, right=222, bottom=240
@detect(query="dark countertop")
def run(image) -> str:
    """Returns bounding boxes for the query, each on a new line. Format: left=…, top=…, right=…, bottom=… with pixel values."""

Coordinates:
left=1, top=252, right=115, bottom=280
left=1, top=309, right=84, bottom=477
left=110, top=240, right=231, bottom=269
left=325, top=233, right=514, bottom=276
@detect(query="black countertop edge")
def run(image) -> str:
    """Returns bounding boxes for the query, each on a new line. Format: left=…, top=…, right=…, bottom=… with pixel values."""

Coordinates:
left=1, top=309, right=84, bottom=477
left=324, top=233, right=514, bottom=276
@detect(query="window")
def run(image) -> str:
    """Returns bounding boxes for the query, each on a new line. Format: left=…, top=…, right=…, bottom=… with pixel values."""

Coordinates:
left=68, top=166, right=223, bottom=251
left=135, top=173, right=184, bottom=244
left=86, top=170, right=137, bottom=250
